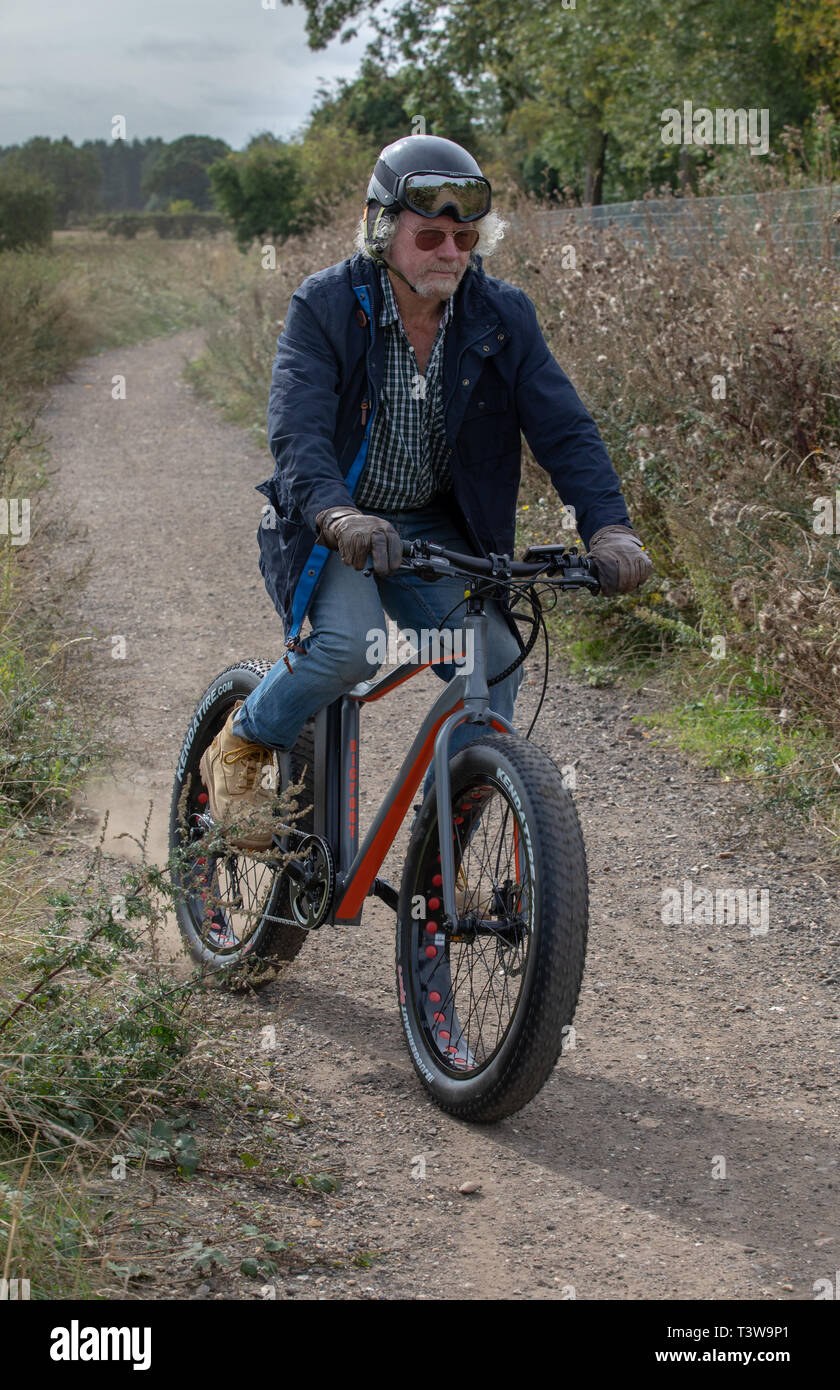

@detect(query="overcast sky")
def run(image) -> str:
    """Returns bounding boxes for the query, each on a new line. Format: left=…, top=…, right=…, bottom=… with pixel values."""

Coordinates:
left=1, top=0, right=381, bottom=148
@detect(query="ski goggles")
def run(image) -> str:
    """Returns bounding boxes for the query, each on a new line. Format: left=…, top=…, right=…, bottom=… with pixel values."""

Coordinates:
left=375, top=163, right=492, bottom=222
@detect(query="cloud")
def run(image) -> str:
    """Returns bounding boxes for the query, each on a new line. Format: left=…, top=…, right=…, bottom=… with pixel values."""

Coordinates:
left=0, top=0, right=377, bottom=147
left=127, top=39, right=242, bottom=62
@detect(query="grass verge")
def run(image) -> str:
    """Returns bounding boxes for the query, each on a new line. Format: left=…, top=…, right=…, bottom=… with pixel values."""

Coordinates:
left=0, top=228, right=319, bottom=1299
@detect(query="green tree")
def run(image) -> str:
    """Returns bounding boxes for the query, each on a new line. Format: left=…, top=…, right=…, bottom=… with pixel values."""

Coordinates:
left=0, top=137, right=101, bottom=226
left=309, top=57, right=415, bottom=147
left=143, top=135, right=231, bottom=210
left=309, top=54, right=479, bottom=151
left=208, top=138, right=309, bottom=246
left=81, top=137, right=166, bottom=211
left=0, top=170, right=54, bottom=249
left=776, top=0, right=840, bottom=112
left=296, top=121, right=378, bottom=221
left=281, top=0, right=817, bottom=202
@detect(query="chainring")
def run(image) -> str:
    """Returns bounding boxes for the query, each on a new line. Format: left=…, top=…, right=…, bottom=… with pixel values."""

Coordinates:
left=287, top=834, right=335, bottom=930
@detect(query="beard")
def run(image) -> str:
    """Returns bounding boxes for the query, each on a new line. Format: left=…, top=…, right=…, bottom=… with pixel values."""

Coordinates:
left=413, top=263, right=468, bottom=298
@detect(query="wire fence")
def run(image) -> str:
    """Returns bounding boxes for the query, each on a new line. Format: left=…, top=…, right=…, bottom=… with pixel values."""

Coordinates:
left=518, top=184, right=840, bottom=262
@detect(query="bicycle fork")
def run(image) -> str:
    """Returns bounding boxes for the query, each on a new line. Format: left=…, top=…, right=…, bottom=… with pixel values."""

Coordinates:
left=432, top=607, right=514, bottom=930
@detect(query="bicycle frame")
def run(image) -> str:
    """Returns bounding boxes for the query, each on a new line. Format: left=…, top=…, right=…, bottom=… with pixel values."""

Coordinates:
left=307, top=598, right=513, bottom=928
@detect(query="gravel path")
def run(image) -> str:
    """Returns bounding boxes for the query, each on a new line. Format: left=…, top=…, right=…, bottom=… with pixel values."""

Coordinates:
left=41, top=329, right=839, bottom=1301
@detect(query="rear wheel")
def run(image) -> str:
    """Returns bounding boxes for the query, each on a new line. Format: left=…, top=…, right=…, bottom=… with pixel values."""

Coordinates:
left=396, top=733, right=588, bottom=1122
left=168, top=661, right=315, bottom=978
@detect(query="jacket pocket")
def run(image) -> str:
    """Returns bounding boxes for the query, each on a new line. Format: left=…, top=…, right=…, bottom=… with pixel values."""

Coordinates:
left=459, top=382, right=520, bottom=463
left=255, top=475, right=306, bottom=527
left=462, top=384, right=510, bottom=420
left=256, top=509, right=310, bottom=622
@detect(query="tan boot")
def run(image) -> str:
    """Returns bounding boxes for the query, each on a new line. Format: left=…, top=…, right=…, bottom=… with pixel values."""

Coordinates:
left=454, top=872, right=498, bottom=919
left=198, top=701, right=279, bottom=851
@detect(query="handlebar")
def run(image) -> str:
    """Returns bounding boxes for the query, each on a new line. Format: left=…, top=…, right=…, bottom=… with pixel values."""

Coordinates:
left=393, top=539, right=601, bottom=593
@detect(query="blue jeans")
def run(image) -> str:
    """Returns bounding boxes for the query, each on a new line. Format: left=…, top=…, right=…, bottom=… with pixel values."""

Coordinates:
left=233, top=502, right=524, bottom=798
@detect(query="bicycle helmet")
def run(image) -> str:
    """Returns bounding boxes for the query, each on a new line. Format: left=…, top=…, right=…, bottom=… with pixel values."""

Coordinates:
left=363, top=134, right=492, bottom=292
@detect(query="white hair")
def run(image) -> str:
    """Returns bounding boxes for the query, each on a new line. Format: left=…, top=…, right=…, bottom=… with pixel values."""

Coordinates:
left=354, top=205, right=508, bottom=263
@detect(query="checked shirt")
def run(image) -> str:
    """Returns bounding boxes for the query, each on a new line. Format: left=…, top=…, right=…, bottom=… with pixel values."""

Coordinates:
left=354, top=265, right=454, bottom=510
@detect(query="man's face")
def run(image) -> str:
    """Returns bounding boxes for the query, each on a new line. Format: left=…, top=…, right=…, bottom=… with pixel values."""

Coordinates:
left=388, top=209, right=476, bottom=301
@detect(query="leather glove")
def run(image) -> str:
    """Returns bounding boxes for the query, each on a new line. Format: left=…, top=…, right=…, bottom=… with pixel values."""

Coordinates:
left=587, top=524, right=652, bottom=596
left=314, top=505, right=403, bottom=575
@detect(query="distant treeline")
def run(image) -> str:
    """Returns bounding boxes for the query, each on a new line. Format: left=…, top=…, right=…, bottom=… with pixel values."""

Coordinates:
left=0, top=135, right=231, bottom=227
left=81, top=137, right=167, bottom=211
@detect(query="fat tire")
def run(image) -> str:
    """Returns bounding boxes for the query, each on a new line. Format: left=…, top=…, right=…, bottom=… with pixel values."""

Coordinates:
left=168, top=660, right=314, bottom=976
left=396, top=733, right=588, bottom=1123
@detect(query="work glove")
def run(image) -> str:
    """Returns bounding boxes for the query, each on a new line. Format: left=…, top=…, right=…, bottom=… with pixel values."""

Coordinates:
left=587, top=524, right=652, bottom=596
left=314, top=505, right=403, bottom=575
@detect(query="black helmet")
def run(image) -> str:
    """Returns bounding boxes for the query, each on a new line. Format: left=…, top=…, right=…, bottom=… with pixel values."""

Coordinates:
left=366, top=134, right=492, bottom=222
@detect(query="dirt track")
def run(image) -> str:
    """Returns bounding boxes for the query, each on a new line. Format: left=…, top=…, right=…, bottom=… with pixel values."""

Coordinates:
left=41, top=329, right=839, bottom=1301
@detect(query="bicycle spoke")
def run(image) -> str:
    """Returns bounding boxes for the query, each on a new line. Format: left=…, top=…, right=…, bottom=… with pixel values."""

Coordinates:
left=412, top=774, right=534, bottom=1075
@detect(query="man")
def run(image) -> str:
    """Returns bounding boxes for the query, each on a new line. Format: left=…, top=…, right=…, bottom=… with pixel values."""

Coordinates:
left=200, top=134, right=652, bottom=847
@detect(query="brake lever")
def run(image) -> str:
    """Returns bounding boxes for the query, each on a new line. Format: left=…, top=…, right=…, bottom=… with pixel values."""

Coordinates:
left=547, top=550, right=601, bottom=593
left=576, top=556, right=601, bottom=594
left=362, top=549, right=451, bottom=580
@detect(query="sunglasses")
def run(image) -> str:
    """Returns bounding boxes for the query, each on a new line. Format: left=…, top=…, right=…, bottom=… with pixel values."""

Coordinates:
left=409, top=226, right=480, bottom=251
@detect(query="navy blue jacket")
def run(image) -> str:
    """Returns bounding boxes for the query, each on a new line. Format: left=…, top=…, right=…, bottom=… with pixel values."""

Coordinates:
left=258, top=249, right=631, bottom=646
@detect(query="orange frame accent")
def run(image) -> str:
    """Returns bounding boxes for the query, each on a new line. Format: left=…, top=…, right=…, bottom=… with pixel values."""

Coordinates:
left=335, top=699, right=464, bottom=918
left=354, top=660, right=432, bottom=703
left=332, top=674, right=512, bottom=921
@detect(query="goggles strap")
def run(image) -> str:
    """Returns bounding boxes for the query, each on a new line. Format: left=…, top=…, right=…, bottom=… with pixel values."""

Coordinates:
left=365, top=203, right=420, bottom=295
left=371, top=203, right=390, bottom=246
left=379, top=255, right=419, bottom=296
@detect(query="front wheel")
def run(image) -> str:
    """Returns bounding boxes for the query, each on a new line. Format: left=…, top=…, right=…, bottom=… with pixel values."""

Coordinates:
left=396, top=733, right=588, bottom=1123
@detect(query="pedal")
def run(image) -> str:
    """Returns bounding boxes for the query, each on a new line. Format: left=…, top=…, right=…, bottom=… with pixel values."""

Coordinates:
left=283, top=857, right=307, bottom=884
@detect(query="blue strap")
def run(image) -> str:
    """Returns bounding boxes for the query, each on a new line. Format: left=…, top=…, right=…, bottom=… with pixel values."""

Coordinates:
left=353, top=282, right=374, bottom=333
left=346, top=284, right=375, bottom=495
left=287, top=285, right=375, bottom=643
